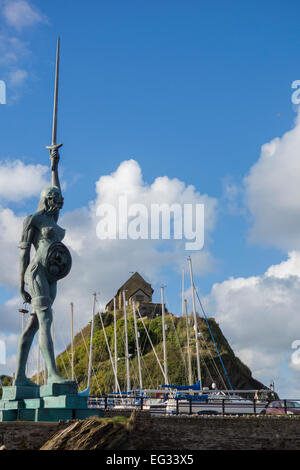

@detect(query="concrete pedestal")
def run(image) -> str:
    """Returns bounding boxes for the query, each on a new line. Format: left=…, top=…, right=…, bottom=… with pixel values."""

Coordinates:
left=0, top=383, right=104, bottom=422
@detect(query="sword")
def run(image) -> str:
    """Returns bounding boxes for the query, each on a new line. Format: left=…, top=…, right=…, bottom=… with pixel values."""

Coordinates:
left=46, top=37, right=63, bottom=168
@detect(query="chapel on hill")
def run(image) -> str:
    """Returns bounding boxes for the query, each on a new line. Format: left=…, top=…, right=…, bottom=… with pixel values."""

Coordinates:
left=105, top=272, right=165, bottom=317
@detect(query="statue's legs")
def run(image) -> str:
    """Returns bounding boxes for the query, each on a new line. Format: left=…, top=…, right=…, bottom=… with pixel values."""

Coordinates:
left=35, top=307, right=62, bottom=382
left=36, top=282, right=67, bottom=383
left=14, top=314, right=39, bottom=386
left=26, top=264, right=72, bottom=384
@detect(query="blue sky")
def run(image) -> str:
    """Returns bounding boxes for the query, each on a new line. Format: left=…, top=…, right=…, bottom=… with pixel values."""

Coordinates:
left=2, top=0, right=296, bottom=278
left=2, top=0, right=300, bottom=396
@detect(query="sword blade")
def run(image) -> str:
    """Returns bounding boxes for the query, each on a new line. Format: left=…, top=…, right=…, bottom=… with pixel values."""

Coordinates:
left=51, top=36, right=60, bottom=147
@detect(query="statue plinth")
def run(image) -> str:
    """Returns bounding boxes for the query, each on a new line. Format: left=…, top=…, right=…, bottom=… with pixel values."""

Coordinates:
left=2, top=385, right=39, bottom=401
left=0, top=382, right=104, bottom=422
left=39, top=381, right=78, bottom=397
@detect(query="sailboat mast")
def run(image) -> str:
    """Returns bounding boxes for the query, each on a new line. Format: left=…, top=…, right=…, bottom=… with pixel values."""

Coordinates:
left=70, top=302, right=74, bottom=381
left=50, top=309, right=55, bottom=383
left=161, top=286, right=168, bottom=385
left=87, top=293, right=96, bottom=391
left=182, top=266, right=185, bottom=317
left=188, top=256, right=202, bottom=389
left=99, top=311, right=122, bottom=396
left=132, top=300, right=143, bottom=390
left=113, top=297, right=118, bottom=393
left=52, top=310, right=55, bottom=350
left=122, top=290, right=131, bottom=392
left=136, top=306, right=167, bottom=380
left=37, top=346, right=40, bottom=385
left=184, top=299, right=193, bottom=385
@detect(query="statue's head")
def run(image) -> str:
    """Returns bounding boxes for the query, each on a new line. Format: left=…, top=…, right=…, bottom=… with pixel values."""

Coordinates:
left=37, top=186, right=64, bottom=215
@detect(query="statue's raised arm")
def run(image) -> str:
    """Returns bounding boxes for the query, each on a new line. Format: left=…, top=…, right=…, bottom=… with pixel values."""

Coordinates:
left=50, top=147, right=61, bottom=191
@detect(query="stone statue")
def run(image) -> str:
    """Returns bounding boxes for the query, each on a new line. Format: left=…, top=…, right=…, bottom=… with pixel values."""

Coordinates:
left=14, top=38, right=72, bottom=387
left=14, top=149, right=72, bottom=386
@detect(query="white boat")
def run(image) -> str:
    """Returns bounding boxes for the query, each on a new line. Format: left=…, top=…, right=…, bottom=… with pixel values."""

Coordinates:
left=143, top=397, right=167, bottom=410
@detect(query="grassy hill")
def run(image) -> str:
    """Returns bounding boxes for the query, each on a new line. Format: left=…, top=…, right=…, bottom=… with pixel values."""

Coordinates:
left=55, top=309, right=267, bottom=395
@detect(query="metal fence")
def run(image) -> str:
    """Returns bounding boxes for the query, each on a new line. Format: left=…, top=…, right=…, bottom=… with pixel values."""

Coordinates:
left=87, top=395, right=282, bottom=416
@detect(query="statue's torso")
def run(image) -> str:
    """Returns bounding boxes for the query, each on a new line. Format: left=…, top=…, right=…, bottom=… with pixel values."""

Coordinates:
left=33, top=214, right=65, bottom=251
left=27, top=213, right=72, bottom=283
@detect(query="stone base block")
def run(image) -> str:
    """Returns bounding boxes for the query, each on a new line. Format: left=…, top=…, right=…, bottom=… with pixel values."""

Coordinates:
left=0, top=410, right=18, bottom=421
left=16, top=408, right=73, bottom=422
left=40, top=382, right=78, bottom=397
left=0, top=406, right=104, bottom=422
left=35, top=408, right=74, bottom=422
left=0, top=400, right=25, bottom=410
left=2, top=385, right=39, bottom=401
left=19, top=409, right=36, bottom=421
left=24, top=398, right=44, bottom=409
left=44, top=395, right=87, bottom=409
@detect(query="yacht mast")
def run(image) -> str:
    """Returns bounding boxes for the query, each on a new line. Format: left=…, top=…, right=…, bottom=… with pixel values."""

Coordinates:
left=184, top=299, right=193, bottom=385
left=132, top=300, right=143, bottom=390
left=87, top=293, right=96, bottom=391
left=161, top=286, right=168, bottom=385
left=70, top=302, right=74, bottom=381
left=122, top=290, right=131, bottom=392
left=51, top=310, right=55, bottom=351
left=187, top=256, right=202, bottom=389
left=182, top=265, right=185, bottom=317
left=37, top=346, right=40, bottom=385
left=113, top=297, right=118, bottom=393
left=136, top=306, right=167, bottom=381
left=99, top=311, right=122, bottom=396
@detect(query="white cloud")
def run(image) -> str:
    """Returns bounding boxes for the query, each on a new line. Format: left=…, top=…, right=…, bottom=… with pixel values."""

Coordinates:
left=245, top=113, right=300, bottom=250
left=0, top=2, right=48, bottom=102
left=0, top=159, right=49, bottom=290
left=0, top=34, right=30, bottom=101
left=0, top=158, right=218, bottom=377
left=0, top=35, right=29, bottom=66
left=2, top=0, right=47, bottom=30
left=265, top=251, right=300, bottom=279
left=8, top=68, right=27, bottom=87
left=204, top=251, right=300, bottom=396
left=221, top=175, right=245, bottom=216
left=0, top=160, right=49, bottom=202
left=0, top=207, right=23, bottom=287
left=59, top=159, right=217, bottom=316
left=0, top=34, right=30, bottom=102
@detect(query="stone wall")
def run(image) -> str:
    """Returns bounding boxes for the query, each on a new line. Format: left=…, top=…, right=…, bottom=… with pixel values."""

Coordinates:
left=0, top=421, right=68, bottom=450
left=2, top=415, right=300, bottom=450
left=123, top=415, right=300, bottom=450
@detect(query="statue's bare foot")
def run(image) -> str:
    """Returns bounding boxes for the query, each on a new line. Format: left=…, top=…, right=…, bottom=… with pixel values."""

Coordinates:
left=47, top=374, right=75, bottom=385
left=13, top=376, right=39, bottom=387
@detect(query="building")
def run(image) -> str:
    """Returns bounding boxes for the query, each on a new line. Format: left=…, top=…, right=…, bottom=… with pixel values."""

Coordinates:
left=105, top=272, right=165, bottom=317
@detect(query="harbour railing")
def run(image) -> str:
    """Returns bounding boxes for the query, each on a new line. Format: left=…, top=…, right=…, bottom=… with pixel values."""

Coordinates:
left=87, top=395, right=276, bottom=416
